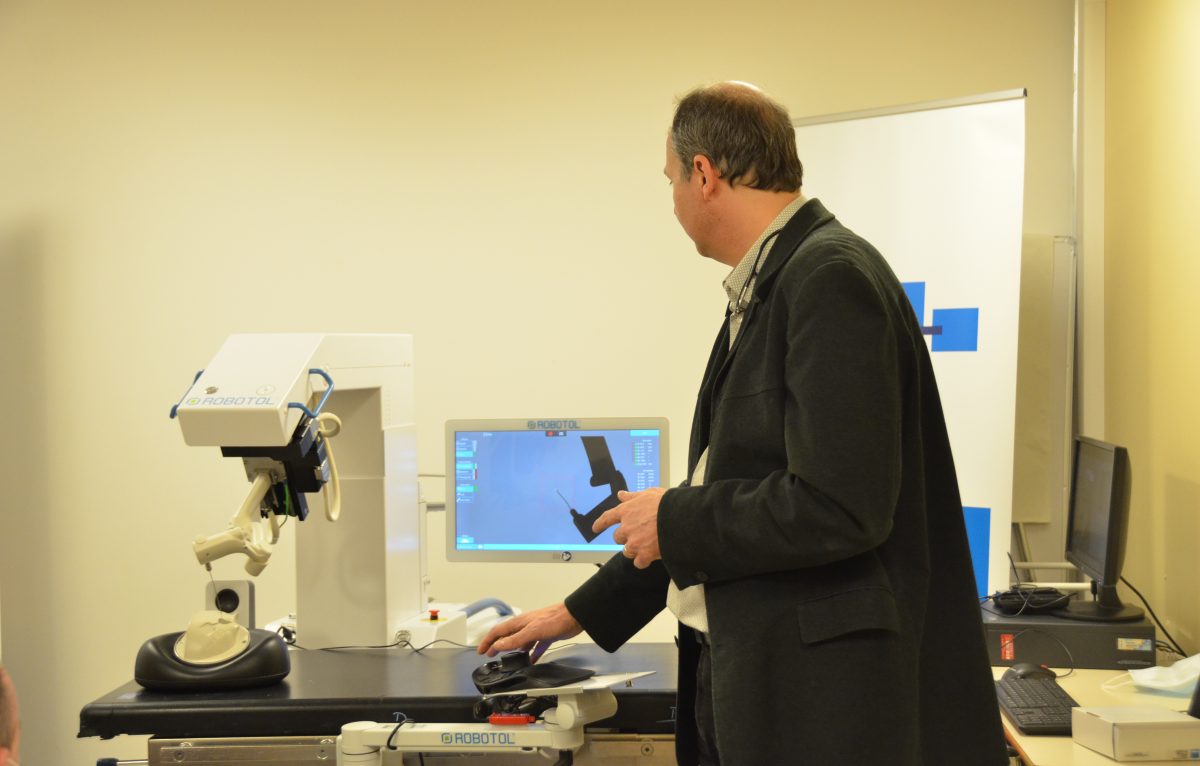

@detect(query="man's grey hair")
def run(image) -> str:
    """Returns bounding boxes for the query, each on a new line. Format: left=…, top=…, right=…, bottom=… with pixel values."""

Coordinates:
left=670, top=82, right=804, bottom=193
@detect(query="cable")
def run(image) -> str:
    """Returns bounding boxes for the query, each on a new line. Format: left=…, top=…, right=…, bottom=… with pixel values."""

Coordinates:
left=1007, top=552, right=1023, bottom=588
left=385, top=713, right=409, bottom=750
left=731, top=229, right=783, bottom=317
left=399, top=638, right=475, bottom=653
left=1120, top=576, right=1187, bottom=657
left=1003, top=556, right=1183, bottom=656
left=319, top=639, right=407, bottom=651
left=1014, top=523, right=1034, bottom=582
left=286, top=635, right=404, bottom=651
left=316, top=412, right=343, bottom=522
left=990, top=625, right=1078, bottom=678
left=405, top=638, right=580, bottom=655
left=996, top=551, right=1072, bottom=616
left=285, top=635, right=578, bottom=654
left=296, top=637, right=471, bottom=652
left=410, top=638, right=581, bottom=659
left=1157, top=641, right=1186, bottom=658
left=987, top=587, right=1072, bottom=617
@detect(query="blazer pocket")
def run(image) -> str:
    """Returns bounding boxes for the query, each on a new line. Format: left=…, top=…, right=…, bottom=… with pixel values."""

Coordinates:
left=796, top=586, right=900, bottom=645
left=717, top=381, right=782, bottom=402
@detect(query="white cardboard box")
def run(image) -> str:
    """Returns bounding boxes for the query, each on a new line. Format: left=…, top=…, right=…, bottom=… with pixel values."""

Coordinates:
left=1072, top=707, right=1200, bottom=761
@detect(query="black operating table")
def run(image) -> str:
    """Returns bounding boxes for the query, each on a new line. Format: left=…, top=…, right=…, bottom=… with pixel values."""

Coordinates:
left=80, top=643, right=679, bottom=765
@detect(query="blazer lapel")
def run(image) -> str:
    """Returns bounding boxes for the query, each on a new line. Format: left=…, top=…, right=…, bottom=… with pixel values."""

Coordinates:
left=705, top=199, right=837, bottom=403
left=688, top=312, right=731, bottom=473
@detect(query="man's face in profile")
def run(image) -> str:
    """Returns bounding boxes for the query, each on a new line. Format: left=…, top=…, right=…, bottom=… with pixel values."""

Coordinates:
left=664, top=137, right=711, bottom=259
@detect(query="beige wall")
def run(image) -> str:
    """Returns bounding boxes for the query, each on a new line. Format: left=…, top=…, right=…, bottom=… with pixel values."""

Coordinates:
left=1105, top=0, right=1200, bottom=656
left=0, top=0, right=1075, bottom=760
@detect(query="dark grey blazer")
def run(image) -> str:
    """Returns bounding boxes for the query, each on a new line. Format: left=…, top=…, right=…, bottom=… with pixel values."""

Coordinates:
left=566, top=200, right=1007, bottom=765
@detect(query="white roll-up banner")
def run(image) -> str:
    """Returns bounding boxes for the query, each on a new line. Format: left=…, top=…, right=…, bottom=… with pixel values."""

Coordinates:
left=794, top=92, right=1026, bottom=597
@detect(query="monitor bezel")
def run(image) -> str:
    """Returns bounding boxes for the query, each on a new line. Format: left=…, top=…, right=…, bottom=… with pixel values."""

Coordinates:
left=1063, top=435, right=1131, bottom=587
left=444, top=417, right=670, bottom=564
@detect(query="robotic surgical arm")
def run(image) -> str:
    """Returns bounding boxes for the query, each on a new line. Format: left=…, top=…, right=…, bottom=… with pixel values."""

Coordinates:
left=134, top=334, right=414, bottom=690
left=172, top=356, right=345, bottom=578
left=189, top=408, right=343, bottom=577
left=192, top=471, right=282, bottom=576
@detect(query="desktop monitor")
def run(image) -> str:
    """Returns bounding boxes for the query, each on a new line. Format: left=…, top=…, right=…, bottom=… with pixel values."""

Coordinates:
left=1056, top=436, right=1144, bottom=622
left=445, top=418, right=669, bottom=564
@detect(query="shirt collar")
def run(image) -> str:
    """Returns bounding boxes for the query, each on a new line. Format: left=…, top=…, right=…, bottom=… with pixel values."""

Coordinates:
left=723, top=196, right=809, bottom=308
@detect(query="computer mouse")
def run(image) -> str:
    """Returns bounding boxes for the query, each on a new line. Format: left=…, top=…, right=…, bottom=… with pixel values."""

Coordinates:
left=1007, top=662, right=1055, bottom=680
left=471, top=650, right=532, bottom=693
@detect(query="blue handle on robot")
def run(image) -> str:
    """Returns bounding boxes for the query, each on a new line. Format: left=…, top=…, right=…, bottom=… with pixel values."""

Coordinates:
left=168, top=370, right=205, bottom=419
left=287, top=368, right=335, bottom=419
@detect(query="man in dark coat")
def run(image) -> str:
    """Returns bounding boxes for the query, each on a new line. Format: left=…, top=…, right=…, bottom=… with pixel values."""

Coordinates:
left=480, top=82, right=1008, bottom=765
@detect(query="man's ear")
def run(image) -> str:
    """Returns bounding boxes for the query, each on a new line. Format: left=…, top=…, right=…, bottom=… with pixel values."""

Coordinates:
left=692, top=155, right=722, bottom=201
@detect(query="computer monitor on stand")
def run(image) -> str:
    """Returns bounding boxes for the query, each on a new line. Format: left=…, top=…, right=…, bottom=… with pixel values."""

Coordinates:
left=1055, top=436, right=1145, bottom=622
left=445, top=418, right=669, bottom=564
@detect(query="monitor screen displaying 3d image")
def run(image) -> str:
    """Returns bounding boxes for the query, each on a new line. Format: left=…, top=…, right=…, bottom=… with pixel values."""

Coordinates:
left=445, top=418, right=669, bottom=563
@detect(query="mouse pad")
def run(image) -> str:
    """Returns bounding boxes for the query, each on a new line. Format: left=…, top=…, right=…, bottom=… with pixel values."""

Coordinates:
left=472, top=651, right=595, bottom=694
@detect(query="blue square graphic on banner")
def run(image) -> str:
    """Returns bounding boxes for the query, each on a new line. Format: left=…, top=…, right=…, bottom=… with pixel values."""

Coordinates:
left=962, top=506, right=991, bottom=598
left=932, top=308, right=979, bottom=351
left=902, top=282, right=926, bottom=324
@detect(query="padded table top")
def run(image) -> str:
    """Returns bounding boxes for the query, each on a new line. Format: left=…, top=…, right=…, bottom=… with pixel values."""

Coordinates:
left=79, top=642, right=679, bottom=740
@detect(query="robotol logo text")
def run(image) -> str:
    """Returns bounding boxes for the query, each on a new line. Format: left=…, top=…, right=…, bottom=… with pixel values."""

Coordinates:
left=527, top=420, right=579, bottom=430
left=439, top=732, right=517, bottom=746
left=191, top=396, right=274, bottom=407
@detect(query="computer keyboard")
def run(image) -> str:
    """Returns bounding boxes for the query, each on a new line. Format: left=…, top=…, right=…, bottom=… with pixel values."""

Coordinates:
left=995, top=671, right=1079, bottom=735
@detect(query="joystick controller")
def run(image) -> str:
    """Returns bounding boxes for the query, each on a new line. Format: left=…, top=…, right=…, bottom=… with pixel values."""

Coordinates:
left=471, top=650, right=594, bottom=694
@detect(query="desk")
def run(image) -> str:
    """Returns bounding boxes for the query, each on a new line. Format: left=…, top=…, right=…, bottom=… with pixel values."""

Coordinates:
left=994, top=667, right=1192, bottom=765
left=80, top=643, right=678, bottom=765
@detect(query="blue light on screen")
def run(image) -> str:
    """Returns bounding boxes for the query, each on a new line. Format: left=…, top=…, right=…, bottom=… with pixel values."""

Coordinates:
left=453, top=428, right=661, bottom=551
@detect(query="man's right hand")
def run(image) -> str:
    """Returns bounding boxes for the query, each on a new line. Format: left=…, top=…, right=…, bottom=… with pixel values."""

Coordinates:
left=477, top=602, right=583, bottom=663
